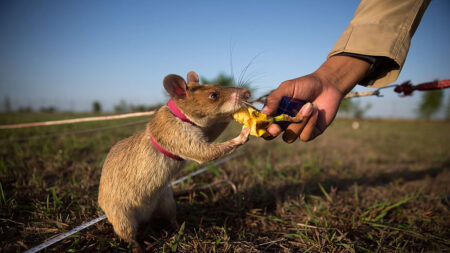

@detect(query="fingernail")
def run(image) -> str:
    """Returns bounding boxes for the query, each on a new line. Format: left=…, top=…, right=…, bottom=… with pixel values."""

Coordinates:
left=267, top=124, right=279, bottom=136
left=261, top=106, right=269, bottom=114
left=301, top=103, right=313, bottom=117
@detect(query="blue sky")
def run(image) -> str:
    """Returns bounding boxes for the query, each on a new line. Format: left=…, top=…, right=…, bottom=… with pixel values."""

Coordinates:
left=1, top=0, right=449, bottom=118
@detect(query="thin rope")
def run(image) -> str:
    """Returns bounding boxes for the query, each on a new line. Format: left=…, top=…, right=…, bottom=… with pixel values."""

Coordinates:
left=1, top=120, right=148, bottom=142
left=23, top=215, right=108, bottom=253
left=344, top=90, right=381, bottom=99
left=0, top=111, right=155, bottom=129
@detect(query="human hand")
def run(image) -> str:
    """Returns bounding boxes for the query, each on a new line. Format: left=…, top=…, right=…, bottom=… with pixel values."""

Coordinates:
left=261, top=74, right=342, bottom=142
left=261, top=56, right=371, bottom=143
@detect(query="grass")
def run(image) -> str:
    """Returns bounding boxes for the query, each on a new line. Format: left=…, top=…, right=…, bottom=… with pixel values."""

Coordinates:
left=0, top=112, right=449, bottom=252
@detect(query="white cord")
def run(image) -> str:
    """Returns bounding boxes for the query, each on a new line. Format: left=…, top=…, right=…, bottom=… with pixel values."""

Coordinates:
left=24, top=215, right=107, bottom=253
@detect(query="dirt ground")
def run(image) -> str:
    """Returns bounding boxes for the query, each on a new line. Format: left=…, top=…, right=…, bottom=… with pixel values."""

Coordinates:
left=0, top=114, right=449, bottom=252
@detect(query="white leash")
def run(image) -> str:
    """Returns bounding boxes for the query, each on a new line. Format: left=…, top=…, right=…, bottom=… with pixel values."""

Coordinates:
left=24, top=215, right=108, bottom=253
left=24, top=152, right=243, bottom=253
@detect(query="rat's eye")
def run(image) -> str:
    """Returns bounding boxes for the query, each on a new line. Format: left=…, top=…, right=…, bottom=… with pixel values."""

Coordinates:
left=209, top=92, right=219, bottom=100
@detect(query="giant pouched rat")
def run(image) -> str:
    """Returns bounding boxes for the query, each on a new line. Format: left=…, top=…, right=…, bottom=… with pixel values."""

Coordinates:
left=98, top=71, right=251, bottom=249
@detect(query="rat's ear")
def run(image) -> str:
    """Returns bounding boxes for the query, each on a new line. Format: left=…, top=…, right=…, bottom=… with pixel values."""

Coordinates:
left=187, top=71, right=199, bottom=84
left=164, top=74, right=188, bottom=99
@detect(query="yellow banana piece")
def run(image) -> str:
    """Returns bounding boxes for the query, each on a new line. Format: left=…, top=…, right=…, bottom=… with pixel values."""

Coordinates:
left=233, top=106, right=303, bottom=137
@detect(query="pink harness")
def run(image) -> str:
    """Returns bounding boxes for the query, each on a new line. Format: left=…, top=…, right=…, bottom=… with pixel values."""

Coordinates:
left=149, top=99, right=193, bottom=161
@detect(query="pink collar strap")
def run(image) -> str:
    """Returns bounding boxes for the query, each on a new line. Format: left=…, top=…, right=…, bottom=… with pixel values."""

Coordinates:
left=149, top=134, right=184, bottom=161
left=149, top=99, right=192, bottom=161
left=168, top=99, right=193, bottom=124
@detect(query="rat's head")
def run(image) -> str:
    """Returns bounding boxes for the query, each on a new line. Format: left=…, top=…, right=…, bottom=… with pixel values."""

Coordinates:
left=163, top=71, right=251, bottom=127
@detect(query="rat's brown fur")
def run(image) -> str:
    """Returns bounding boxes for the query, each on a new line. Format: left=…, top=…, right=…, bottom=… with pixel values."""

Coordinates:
left=98, top=71, right=250, bottom=249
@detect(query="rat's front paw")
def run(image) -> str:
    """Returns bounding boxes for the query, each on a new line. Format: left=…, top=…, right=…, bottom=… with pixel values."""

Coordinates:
left=237, top=127, right=250, bottom=145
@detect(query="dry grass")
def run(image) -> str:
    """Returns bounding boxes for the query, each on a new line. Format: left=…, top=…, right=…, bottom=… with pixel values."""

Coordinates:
left=0, top=113, right=449, bottom=252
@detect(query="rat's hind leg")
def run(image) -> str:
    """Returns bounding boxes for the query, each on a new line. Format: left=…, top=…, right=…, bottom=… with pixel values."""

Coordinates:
left=108, top=212, right=140, bottom=247
left=154, top=185, right=178, bottom=229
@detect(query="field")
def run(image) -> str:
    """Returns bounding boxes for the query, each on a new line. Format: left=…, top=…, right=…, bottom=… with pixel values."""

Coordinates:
left=0, top=113, right=449, bottom=252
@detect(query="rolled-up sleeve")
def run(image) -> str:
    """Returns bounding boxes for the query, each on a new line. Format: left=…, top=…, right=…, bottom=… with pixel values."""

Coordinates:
left=328, top=0, right=430, bottom=87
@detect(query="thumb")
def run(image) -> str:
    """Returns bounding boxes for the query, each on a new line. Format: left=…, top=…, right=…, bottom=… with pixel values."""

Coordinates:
left=261, top=94, right=282, bottom=115
left=262, top=82, right=294, bottom=115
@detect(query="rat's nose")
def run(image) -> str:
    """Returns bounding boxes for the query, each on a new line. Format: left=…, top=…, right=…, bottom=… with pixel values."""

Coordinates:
left=241, top=90, right=251, bottom=101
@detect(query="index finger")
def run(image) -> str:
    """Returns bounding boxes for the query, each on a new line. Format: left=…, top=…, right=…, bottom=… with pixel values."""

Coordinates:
left=261, top=82, right=295, bottom=115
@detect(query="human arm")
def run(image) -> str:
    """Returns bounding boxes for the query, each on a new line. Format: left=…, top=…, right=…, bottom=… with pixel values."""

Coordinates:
left=329, top=0, right=430, bottom=87
left=262, top=0, right=430, bottom=143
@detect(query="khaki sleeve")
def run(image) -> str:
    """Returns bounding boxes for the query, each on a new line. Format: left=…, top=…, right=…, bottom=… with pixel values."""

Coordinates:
left=328, top=0, right=430, bottom=88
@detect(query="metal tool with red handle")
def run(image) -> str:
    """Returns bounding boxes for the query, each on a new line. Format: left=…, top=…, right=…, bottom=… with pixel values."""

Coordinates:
left=394, top=79, right=450, bottom=96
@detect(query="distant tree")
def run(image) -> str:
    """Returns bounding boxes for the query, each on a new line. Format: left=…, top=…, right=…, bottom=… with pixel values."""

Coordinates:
left=353, top=101, right=372, bottom=119
left=114, top=100, right=129, bottom=113
left=92, top=101, right=102, bottom=113
left=417, top=89, right=443, bottom=119
left=338, top=99, right=371, bottom=119
left=201, top=73, right=234, bottom=86
left=338, top=99, right=353, bottom=117
left=113, top=100, right=163, bottom=113
left=201, top=72, right=253, bottom=93
left=18, top=106, right=33, bottom=113
left=148, top=103, right=163, bottom=111
left=130, top=104, right=148, bottom=112
left=445, top=94, right=450, bottom=121
left=39, top=106, right=57, bottom=113
left=3, top=96, right=11, bottom=112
